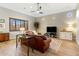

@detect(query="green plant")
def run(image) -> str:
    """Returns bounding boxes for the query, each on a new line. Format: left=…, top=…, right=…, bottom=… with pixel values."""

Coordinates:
left=34, top=22, right=40, bottom=32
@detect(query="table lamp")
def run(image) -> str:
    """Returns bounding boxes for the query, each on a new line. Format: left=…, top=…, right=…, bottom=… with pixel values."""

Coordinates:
left=20, top=27, right=25, bottom=34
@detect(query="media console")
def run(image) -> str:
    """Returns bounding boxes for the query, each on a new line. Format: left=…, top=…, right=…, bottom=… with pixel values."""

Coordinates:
left=0, top=33, right=9, bottom=42
left=46, top=32, right=57, bottom=38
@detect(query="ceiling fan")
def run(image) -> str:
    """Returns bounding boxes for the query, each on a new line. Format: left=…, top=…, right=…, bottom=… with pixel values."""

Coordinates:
left=31, top=3, right=43, bottom=14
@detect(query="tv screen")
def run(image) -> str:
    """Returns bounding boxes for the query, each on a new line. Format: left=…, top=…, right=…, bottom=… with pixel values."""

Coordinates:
left=47, top=27, right=57, bottom=32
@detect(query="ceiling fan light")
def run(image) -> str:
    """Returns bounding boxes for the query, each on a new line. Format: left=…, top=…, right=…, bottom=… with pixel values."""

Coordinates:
left=36, top=11, right=40, bottom=13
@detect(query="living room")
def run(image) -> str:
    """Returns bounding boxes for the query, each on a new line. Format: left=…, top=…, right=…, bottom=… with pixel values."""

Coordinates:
left=0, top=3, right=79, bottom=56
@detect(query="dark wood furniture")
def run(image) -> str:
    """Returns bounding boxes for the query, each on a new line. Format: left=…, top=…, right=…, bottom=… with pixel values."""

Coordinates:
left=0, top=33, right=9, bottom=42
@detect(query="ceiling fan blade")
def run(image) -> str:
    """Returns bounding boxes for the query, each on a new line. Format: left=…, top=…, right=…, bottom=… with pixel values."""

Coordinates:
left=39, top=12, right=43, bottom=14
left=39, top=6, right=42, bottom=10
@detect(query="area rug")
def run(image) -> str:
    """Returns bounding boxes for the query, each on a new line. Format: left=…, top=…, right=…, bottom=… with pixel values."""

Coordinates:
left=50, top=38, right=63, bottom=51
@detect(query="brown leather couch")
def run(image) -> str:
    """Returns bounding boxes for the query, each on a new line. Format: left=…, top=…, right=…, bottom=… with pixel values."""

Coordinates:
left=21, top=35, right=51, bottom=53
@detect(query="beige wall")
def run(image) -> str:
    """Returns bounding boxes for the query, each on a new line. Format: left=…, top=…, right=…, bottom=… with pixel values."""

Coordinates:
left=76, top=4, right=79, bottom=45
left=0, top=7, right=35, bottom=39
left=36, top=10, right=76, bottom=36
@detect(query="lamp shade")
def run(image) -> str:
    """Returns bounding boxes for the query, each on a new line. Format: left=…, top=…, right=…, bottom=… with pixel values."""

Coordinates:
left=20, top=27, right=25, bottom=31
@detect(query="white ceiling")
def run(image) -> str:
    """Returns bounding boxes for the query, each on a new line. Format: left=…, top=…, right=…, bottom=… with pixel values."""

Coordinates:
left=0, top=3, right=77, bottom=17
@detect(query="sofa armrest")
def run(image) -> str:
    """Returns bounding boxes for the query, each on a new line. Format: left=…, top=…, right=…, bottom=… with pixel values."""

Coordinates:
left=43, top=38, right=51, bottom=49
left=44, top=38, right=51, bottom=44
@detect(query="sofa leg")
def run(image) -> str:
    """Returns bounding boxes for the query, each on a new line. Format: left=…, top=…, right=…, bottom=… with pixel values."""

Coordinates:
left=27, top=46, right=30, bottom=56
left=32, top=48, right=34, bottom=53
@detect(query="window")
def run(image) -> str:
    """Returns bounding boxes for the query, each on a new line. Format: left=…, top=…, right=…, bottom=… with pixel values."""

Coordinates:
left=9, top=18, right=28, bottom=31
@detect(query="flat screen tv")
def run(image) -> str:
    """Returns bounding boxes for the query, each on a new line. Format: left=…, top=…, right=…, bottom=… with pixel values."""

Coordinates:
left=47, top=27, right=57, bottom=32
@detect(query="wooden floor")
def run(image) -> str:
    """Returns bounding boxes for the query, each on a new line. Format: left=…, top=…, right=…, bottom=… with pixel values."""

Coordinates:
left=0, top=39, right=79, bottom=56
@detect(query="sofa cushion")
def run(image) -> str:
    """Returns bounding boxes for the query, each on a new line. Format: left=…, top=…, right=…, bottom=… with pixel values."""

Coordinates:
left=26, top=31, right=34, bottom=35
left=40, top=36, right=46, bottom=40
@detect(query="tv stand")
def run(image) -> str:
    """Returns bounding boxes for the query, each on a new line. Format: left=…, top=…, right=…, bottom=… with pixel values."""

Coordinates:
left=50, top=32, right=57, bottom=38
left=46, top=32, right=57, bottom=38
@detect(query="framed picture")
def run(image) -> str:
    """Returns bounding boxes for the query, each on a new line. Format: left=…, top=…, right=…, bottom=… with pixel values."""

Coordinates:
left=0, top=19, right=5, bottom=28
left=0, top=19, right=5, bottom=23
left=0, top=23, right=5, bottom=28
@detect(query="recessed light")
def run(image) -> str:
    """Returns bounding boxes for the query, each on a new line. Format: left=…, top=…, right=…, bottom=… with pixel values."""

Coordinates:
left=67, top=12, right=73, bottom=17
left=36, top=11, right=40, bottom=13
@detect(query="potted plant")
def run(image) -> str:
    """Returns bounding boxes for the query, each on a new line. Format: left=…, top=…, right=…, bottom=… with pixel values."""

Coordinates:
left=34, top=22, right=40, bottom=32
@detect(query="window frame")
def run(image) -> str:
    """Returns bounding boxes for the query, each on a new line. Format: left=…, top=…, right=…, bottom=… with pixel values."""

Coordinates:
left=9, top=18, right=28, bottom=31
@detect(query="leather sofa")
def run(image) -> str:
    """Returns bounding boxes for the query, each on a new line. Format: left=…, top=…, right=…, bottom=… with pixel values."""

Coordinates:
left=21, top=35, right=51, bottom=53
